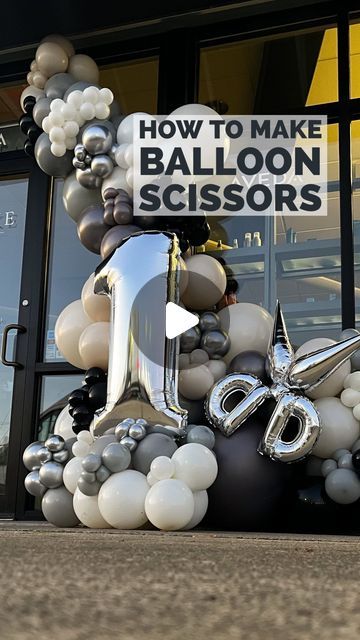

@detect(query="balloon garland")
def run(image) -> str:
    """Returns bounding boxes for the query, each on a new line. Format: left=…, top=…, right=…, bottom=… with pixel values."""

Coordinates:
left=20, top=34, right=360, bottom=532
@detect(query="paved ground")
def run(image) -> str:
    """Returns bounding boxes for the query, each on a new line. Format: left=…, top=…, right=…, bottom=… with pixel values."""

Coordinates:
left=0, top=523, right=360, bottom=640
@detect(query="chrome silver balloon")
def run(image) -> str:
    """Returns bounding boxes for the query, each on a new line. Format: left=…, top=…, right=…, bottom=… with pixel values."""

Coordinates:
left=76, top=167, right=102, bottom=190
left=200, top=329, right=230, bottom=359
left=206, top=301, right=360, bottom=462
left=38, top=446, right=53, bottom=465
left=114, top=422, right=130, bottom=441
left=39, top=461, right=64, bottom=489
left=82, top=124, right=113, bottom=156
left=91, top=154, right=113, bottom=178
left=128, top=423, right=147, bottom=441
left=120, top=435, right=137, bottom=452
left=23, top=441, right=43, bottom=471
left=74, top=144, right=86, bottom=161
left=24, top=470, right=47, bottom=498
left=199, top=311, right=221, bottom=332
left=180, top=326, right=201, bottom=353
left=45, top=434, right=65, bottom=452
left=93, top=232, right=187, bottom=436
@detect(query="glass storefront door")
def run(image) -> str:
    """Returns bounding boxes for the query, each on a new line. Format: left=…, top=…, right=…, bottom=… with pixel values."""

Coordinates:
left=0, top=174, right=28, bottom=509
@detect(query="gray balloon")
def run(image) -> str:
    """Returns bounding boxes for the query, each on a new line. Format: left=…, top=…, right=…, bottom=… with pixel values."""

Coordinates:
left=78, top=477, right=101, bottom=496
left=228, top=350, right=267, bottom=382
left=201, top=329, right=230, bottom=359
left=76, top=167, right=102, bottom=190
left=321, top=458, right=337, bottom=477
left=82, top=124, right=114, bottom=155
left=100, top=224, right=141, bottom=260
left=113, top=202, right=133, bottom=225
left=35, top=133, right=73, bottom=178
left=42, top=487, right=80, bottom=527
left=45, top=434, right=65, bottom=452
left=186, top=425, right=215, bottom=450
left=180, top=326, right=201, bottom=353
left=82, top=453, right=102, bottom=473
left=102, top=442, right=131, bottom=472
left=199, top=311, right=221, bottom=332
left=63, top=171, right=102, bottom=222
left=81, top=470, right=96, bottom=483
left=53, top=449, right=69, bottom=464
left=64, top=437, right=76, bottom=460
left=24, top=470, right=47, bottom=498
left=33, top=97, right=51, bottom=127
left=63, top=81, right=95, bottom=101
left=96, top=465, right=111, bottom=483
left=77, top=205, right=110, bottom=254
left=132, top=433, right=177, bottom=475
left=39, top=461, right=64, bottom=489
left=111, top=114, right=124, bottom=130
left=89, top=434, right=116, bottom=455
left=325, top=468, right=360, bottom=504
left=91, top=155, right=113, bottom=178
left=45, top=73, right=75, bottom=100
left=23, top=441, right=43, bottom=471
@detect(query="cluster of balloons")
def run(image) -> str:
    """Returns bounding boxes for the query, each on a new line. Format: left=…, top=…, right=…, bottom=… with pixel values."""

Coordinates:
left=68, top=367, right=107, bottom=435
left=19, top=96, right=42, bottom=156
left=55, top=272, right=110, bottom=370
left=321, top=442, right=360, bottom=504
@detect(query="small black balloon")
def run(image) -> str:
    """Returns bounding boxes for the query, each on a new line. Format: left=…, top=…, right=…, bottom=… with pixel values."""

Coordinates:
left=352, top=450, right=360, bottom=470
left=84, top=367, right=106, bottom=387
left=68, top=388, right=89, bottom=408
left=28, top=124, right=42, bottom=144
left=19, top=114, right=33, bottom=135
left=72, top=422, right=90, bottom=435
left=88, top=382, right=107, bottom=409
left=23, top=96, right=36, bottom=113
left=24, top=139, right=34, bottom=157
left=228, top=350, right=268, bottom=383
left=186, top=221, right=211, bottom=246
left=72, top=405, right=93, bottom=423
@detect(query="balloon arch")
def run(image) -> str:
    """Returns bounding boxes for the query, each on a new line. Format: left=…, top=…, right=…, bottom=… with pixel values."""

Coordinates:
left=20, top=34, right=360, bottom=531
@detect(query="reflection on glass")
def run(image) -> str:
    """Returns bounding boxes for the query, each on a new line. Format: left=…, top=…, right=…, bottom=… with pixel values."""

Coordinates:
left=0, top=177, right=28, bottom=494
left=38, top=375, right=83, bottom=442
left=351, top=120, right=360, bottom=327
left=199, top=27, right=337, bottom=113
left=100, top=57, right=159, bottom=114
left=350, top=23, right=360, bottom=99
left=44, top=180, right=99, bottom=361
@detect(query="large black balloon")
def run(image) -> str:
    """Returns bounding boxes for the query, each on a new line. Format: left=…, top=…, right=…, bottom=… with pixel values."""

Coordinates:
left=77, top=205, right=111, bottom=254
left=228, top=350, right=269, bottom=383
left=84, top=367, right=106, bottom=387
left=88, top=382, right=107, bottom=410
left=207, top=419, right=294, bottom=529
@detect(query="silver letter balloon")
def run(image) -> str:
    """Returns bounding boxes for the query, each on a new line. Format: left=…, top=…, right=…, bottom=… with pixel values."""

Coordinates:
left=93, top=231, right=187, bottom=436
left=206, top=302, right=360, bottom=463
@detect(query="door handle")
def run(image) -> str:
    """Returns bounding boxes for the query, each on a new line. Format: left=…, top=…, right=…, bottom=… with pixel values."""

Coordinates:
left=1, top=324, right=26, bottom=368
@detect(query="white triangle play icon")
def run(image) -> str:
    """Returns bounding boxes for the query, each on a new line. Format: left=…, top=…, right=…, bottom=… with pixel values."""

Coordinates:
left=166, top=302, right=199, bottom=339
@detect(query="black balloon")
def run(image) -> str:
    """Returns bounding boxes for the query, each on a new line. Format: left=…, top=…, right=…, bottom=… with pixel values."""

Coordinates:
left=186, top=221, right=211, bottom=246
left=68, top=388, right=89, bottom=408
left=228, top=350, right=268, bottom=383
left=207, top=419, right=293, bottom=529
left=88, top=382, right=107, bottom=409
left=352, top=450, right=360, bottom=470
left=23, top=96, right=36, bottom=113
left=85, top=367, right=106, bottom=387
left=24, top=140, right=34, bottom=157
left=19, top=114, right=33, bottom=135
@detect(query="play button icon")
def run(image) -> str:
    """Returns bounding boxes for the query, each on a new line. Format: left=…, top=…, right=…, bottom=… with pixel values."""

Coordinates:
left=166, top=302, right=199, bottom=339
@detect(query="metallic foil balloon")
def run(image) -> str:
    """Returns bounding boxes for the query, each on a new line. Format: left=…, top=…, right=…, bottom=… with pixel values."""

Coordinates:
left=206, top=301, right=360, bottom=463
left=199, top=311, right=221, bottom=332
left=24, top=470, right=47, bottom=498
left=200, top=329, right=230, bottom=359
left=23, top=441, right=43, bottom=471
left=91, top=155, right=114, bottom=178
left=77, top=205, right=111, bottom=254
left=82, top=124, right=113, bottom=155
left=39, top=461, right=64, bottom=489
left=76, top=167, right=102, bottom=190
left=45, top=434, right=65, bottom=452
left=93, top=231, right=187, bottom=436
left=35, top=132, right=73, bottom=177
left=180, top=327, right=201, bottom=353
left=62, top=171, right=102, bottom=222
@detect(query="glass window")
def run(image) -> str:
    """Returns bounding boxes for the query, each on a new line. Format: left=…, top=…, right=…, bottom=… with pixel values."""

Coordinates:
left=351, top=120, right=360, bottom=326
left=100, top=56, right=159, bottom=114
left=350, top=22, right=360, bottom=99
left=0, top=83, right=27, bottom=152
left=0, top=176, right=28, bottom=494
left=37, top=375, right=83, bottom=442
left=199, top=27, right=338, bottom=114
left=43, top=180, right=99, bottom=362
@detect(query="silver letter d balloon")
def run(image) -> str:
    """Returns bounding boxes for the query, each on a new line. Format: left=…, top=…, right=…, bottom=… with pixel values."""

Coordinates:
left=93, top=231, right=187, bottom=437
left=206, top=302, right=360, bottom=462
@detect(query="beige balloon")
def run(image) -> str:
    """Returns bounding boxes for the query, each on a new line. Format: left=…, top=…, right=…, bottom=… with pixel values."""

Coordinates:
left=55, top=299, right=91, bottom=368
left=313, top=397, right=360, bottom=458
left=181, top=255, right=226, bottom=310
left=218, top=302, right=273, bottom=364
left=20, top=86, right=45, bottom=111
left=296, top=338, right=351, bottom=400
left=81, top=273, right=110, bottom=322
left=79, top=322, right=110, bottom=371
left=68, top=54, right=99, bottom=84
left=41, top=34, right=75, bottom=58
left=179, top=364, right=214, bottom=400
left=36, top=42, right=68, bottom=77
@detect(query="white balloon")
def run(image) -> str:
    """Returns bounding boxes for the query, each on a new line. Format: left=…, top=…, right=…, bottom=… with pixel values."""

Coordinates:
left=94, top=102, right=110, bottom=120
left=147, top=472, right=157, bottom=486
left=49, top=111, right=64, bottom=127
left=117, top=112, right=155, bottom=145
left=296, top=338, right=351, bottom=400
left=101, top=167, right=132, bottom=199
left=72, top=440, right=90, bottom=458
left=77, top=430, right=94, bottom=445
left=49, top=126, right=65, bottom=143
left=62, top=104, right=77, bottom=121
left=50, top=142, right=66, bottom=158
left=114, top=143, right=130, bottom=169
left=206, top=359, right=227, bottom=381
left=99, top=88, right=114, bottom=106
left=145, top=479, right=194, bottom=531
left=73, top=488, right=111, bottom=528
left=181, top=490, right=208, bottom=530
left=126, top=166, right=134, bottom=188
left=68, top=55, right=99, bottom=84
left=98, top=470, right=149, bottom=529
left=80, top=102, right=95, bottom=121
left=42, top=116, right=51, bottom=134
left=81, top=273, right=110, bottom=322
left=150, top=456, right=175, bottom=481
left=67, top=90, right=84, bottom=109
left=179, top=364, right=214, bottom=400
left=36, top=42, right=68, bottom=77
left=172, top=443, right=218, bottom=491
left=54, top=405, right=75, bottom=441
left=27, top=71, right=34, bottom=86
left=353, top=404, right=360, bottom=421
left=83, top=86, right=100, bottom=104
left=182, top=255, right=227, bottom=310
left=313, top=397, right=360, bottom=459
left=55, top=299, right=91, bottom=368
left=78, top=322, right=110, bottom=371
left=218, top=303, right=273, bottom=364
left=63, top=457, right=83, bottom=494
left=346, top=371, right=360, bottom=391
left=341, top=388, right=360, bottom=408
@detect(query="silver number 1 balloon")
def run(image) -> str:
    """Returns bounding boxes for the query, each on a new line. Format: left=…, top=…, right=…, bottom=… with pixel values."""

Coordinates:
left=93, top=231, right=187, bottom=437
left=206, top=301, right=360, bottom=462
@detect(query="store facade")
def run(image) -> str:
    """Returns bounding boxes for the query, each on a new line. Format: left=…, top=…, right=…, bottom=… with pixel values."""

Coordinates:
left=0, top=0, right=360, bottom=518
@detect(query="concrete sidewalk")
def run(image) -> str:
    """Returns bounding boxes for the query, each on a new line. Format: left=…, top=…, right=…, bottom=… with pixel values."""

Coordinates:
left=0, top=522, right=359, bottom=640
